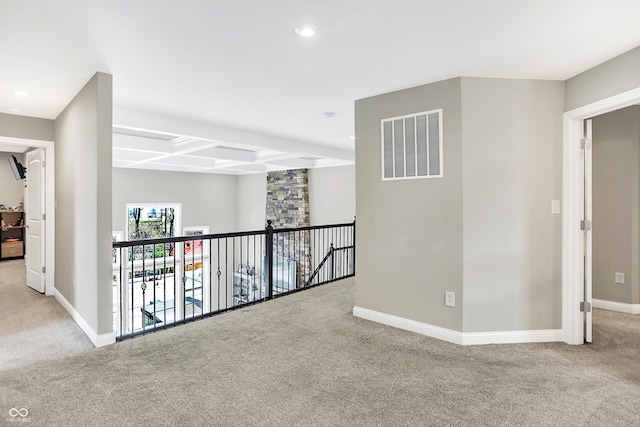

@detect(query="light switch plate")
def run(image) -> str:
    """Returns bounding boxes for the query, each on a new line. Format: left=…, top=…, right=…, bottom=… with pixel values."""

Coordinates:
left=615, top=272, right=625, bottom=284
left=551, top=200, right=560, bottom=214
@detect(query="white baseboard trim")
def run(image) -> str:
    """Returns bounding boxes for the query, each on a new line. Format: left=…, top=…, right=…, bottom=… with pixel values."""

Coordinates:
left=54, top=288, right=115, bottom=348
left=353, top=306, right=563, bottom=346
left=353, top=306, right=464, bottom=344
left=461, top=329, right=564, bottom=345
left=592, top=298, right=640, bottom=314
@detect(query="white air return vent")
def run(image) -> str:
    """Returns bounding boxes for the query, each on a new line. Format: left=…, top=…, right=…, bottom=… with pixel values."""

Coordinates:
left=381, top=109, right=443, bottom=181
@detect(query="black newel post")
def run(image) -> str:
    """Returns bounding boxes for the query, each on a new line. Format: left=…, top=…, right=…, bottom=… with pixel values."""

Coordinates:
left=265, top=220, right=274, bottom=300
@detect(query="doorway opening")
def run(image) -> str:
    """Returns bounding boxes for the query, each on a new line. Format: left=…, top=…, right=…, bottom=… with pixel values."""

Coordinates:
left=0, top=136, right=55, bottom=296
left=563, top=86, right=640, bottom=344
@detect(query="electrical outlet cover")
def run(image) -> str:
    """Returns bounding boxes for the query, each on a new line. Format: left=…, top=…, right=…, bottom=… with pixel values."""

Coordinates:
left=445, top=291, right=455, bottom=307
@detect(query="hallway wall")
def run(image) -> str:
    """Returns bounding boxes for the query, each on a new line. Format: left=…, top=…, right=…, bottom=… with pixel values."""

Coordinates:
left=54, top=72, right=113, bottom=345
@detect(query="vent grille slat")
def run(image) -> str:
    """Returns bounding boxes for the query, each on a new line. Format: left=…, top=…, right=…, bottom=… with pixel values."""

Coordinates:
left=405, top=117, right=416, bottom=177
left=416, top=114, right=428, bottom=176
left=383, top=121, right=393, bottom=179
left=428, top=112, right=440, bottom=176
left=381, top=109, right=443, bottom=181
left=393, top=119, right=404, bottom=177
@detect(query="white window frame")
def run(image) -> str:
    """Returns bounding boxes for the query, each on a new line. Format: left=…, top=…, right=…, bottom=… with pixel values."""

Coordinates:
left=116, top=203, right=183, bottom=336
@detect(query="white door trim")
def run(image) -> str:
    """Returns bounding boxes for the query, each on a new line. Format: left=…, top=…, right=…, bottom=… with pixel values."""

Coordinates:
left=562, top=86, right=640, bottom=344
left=0, top=136, right=55, bottom=296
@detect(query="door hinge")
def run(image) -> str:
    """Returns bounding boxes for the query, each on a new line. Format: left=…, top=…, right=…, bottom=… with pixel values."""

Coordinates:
left=42, top=213, right=46, bottom=220
left=580, top=301, right=592, bottom=313
left=580, top=138, right=592, bottom=150
left=580, top=220, right=592, bottom=231
left=42, top=266, right=46, bottom=274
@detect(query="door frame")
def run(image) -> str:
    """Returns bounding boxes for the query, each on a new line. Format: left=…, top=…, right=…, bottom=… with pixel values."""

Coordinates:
left=562, top=86, right=640, bottom=344
left=0, top=136, right=55, bottom=296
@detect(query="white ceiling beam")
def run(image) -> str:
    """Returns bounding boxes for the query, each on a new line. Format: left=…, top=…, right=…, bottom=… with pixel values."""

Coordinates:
left=189, top=146, right=257, bottom=162
left=264, top=158, right=316, bottom=169
left=112, top=133, right=175, bottom=154
left=114, top=108, right=355, bottom=161
left=214, top=161, right=268, bottom=172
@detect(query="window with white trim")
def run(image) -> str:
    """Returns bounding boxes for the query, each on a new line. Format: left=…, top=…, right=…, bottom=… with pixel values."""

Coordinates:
left=381, top=109, right=443, bottom=180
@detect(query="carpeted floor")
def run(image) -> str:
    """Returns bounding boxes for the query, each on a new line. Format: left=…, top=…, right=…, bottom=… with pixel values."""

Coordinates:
left=1, top=259, right=639, bottom=426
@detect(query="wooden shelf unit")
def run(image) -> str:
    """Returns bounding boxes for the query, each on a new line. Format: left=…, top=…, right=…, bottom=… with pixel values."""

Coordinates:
left=1, top=211, right=25, bottom=260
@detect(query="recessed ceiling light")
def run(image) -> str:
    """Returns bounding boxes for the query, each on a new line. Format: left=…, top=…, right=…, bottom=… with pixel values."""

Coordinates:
left=14, top=91, right=28, bottom=97
left=295, top=24, right=318, bottom=37
left=322, top=112, right=336, bottom=118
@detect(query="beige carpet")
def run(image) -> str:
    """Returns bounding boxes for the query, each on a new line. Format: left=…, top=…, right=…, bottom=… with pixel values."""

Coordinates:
left=0, top=260, right=93, bottom=372
left=1, top=259, right=640, bottom=426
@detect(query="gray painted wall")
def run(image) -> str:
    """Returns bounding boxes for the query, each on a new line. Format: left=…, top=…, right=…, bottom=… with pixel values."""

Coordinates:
left=461, top=78, right=564, bottom=332
left=237, top=173, right=267, bottom=231
left=54, top=72, right=113, bottom=336
left=355, top=78, right=464, bottom=332
left=112, top=168, right=238, bottom=235
left=0, top=113, right=54, bottom=141
left=565, top=46, right=640, bottom=111
left=308, top=165, right=355, bottom=226
left=0, top=152, right=24, bottom=207
left=355, top=77, right=564, bottom=334
left=592, top=106, right=640, bottom=305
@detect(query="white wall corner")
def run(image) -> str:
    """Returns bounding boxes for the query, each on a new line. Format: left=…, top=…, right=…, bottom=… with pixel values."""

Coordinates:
left=54, top=288, right=115, bottom=348
left=353, top=306, right=563, bottom=346
left=593, top=298, right=640, bottom=314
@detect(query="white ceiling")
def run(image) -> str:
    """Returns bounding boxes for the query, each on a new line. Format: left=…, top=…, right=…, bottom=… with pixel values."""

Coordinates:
left=2, top=1, right=640, bottom=174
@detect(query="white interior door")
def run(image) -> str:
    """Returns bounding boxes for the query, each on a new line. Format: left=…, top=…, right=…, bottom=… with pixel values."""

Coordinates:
left=25, top=148, right=45, bottom=293
left=583, top=119, right=593, bottom=343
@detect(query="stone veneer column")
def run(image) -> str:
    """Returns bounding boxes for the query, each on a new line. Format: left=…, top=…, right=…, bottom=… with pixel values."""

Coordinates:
left=266, top=169, right=311, bottom=287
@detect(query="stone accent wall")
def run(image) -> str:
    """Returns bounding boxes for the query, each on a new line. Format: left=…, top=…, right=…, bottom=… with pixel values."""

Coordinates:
left=266, top=169, right=310, bottom=287
left=266, top=169, right=310, bottom=228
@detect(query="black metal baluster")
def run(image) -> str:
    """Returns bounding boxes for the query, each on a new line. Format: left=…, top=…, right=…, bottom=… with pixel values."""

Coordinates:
left=191, top=236, right=196, bottom=319
left=142, top=244, right=147, bottom=332
left=130, top=246, right=135, bottom=335
left=163, top=243, right=167, bottom=326
left=232, top=236, right=236, bottom=305
left=172, top=243, right=176, bottom=324
left=252, top=234, right=256, bottom=301
left=319, top=228, right=323, bottom=284
left=302, top=230, right=313, bottom=283
left=258, top=235, right=266, bottom=299
left=209, top=237, right=213, bottom=316
left=295, top=230, right=300, bottom=287
left=217, top=238, right=221, bottom=312
left=152, top=245, right=157, bottom=330
left=182, top=270, right=187, bottom=322
left=225, top=237, right=228, bottom=309
left=266, top=221, right=273, bottom=300
left=119, top=247, right=123, bottom=339
left=141, top=279, right=147, bottom=334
